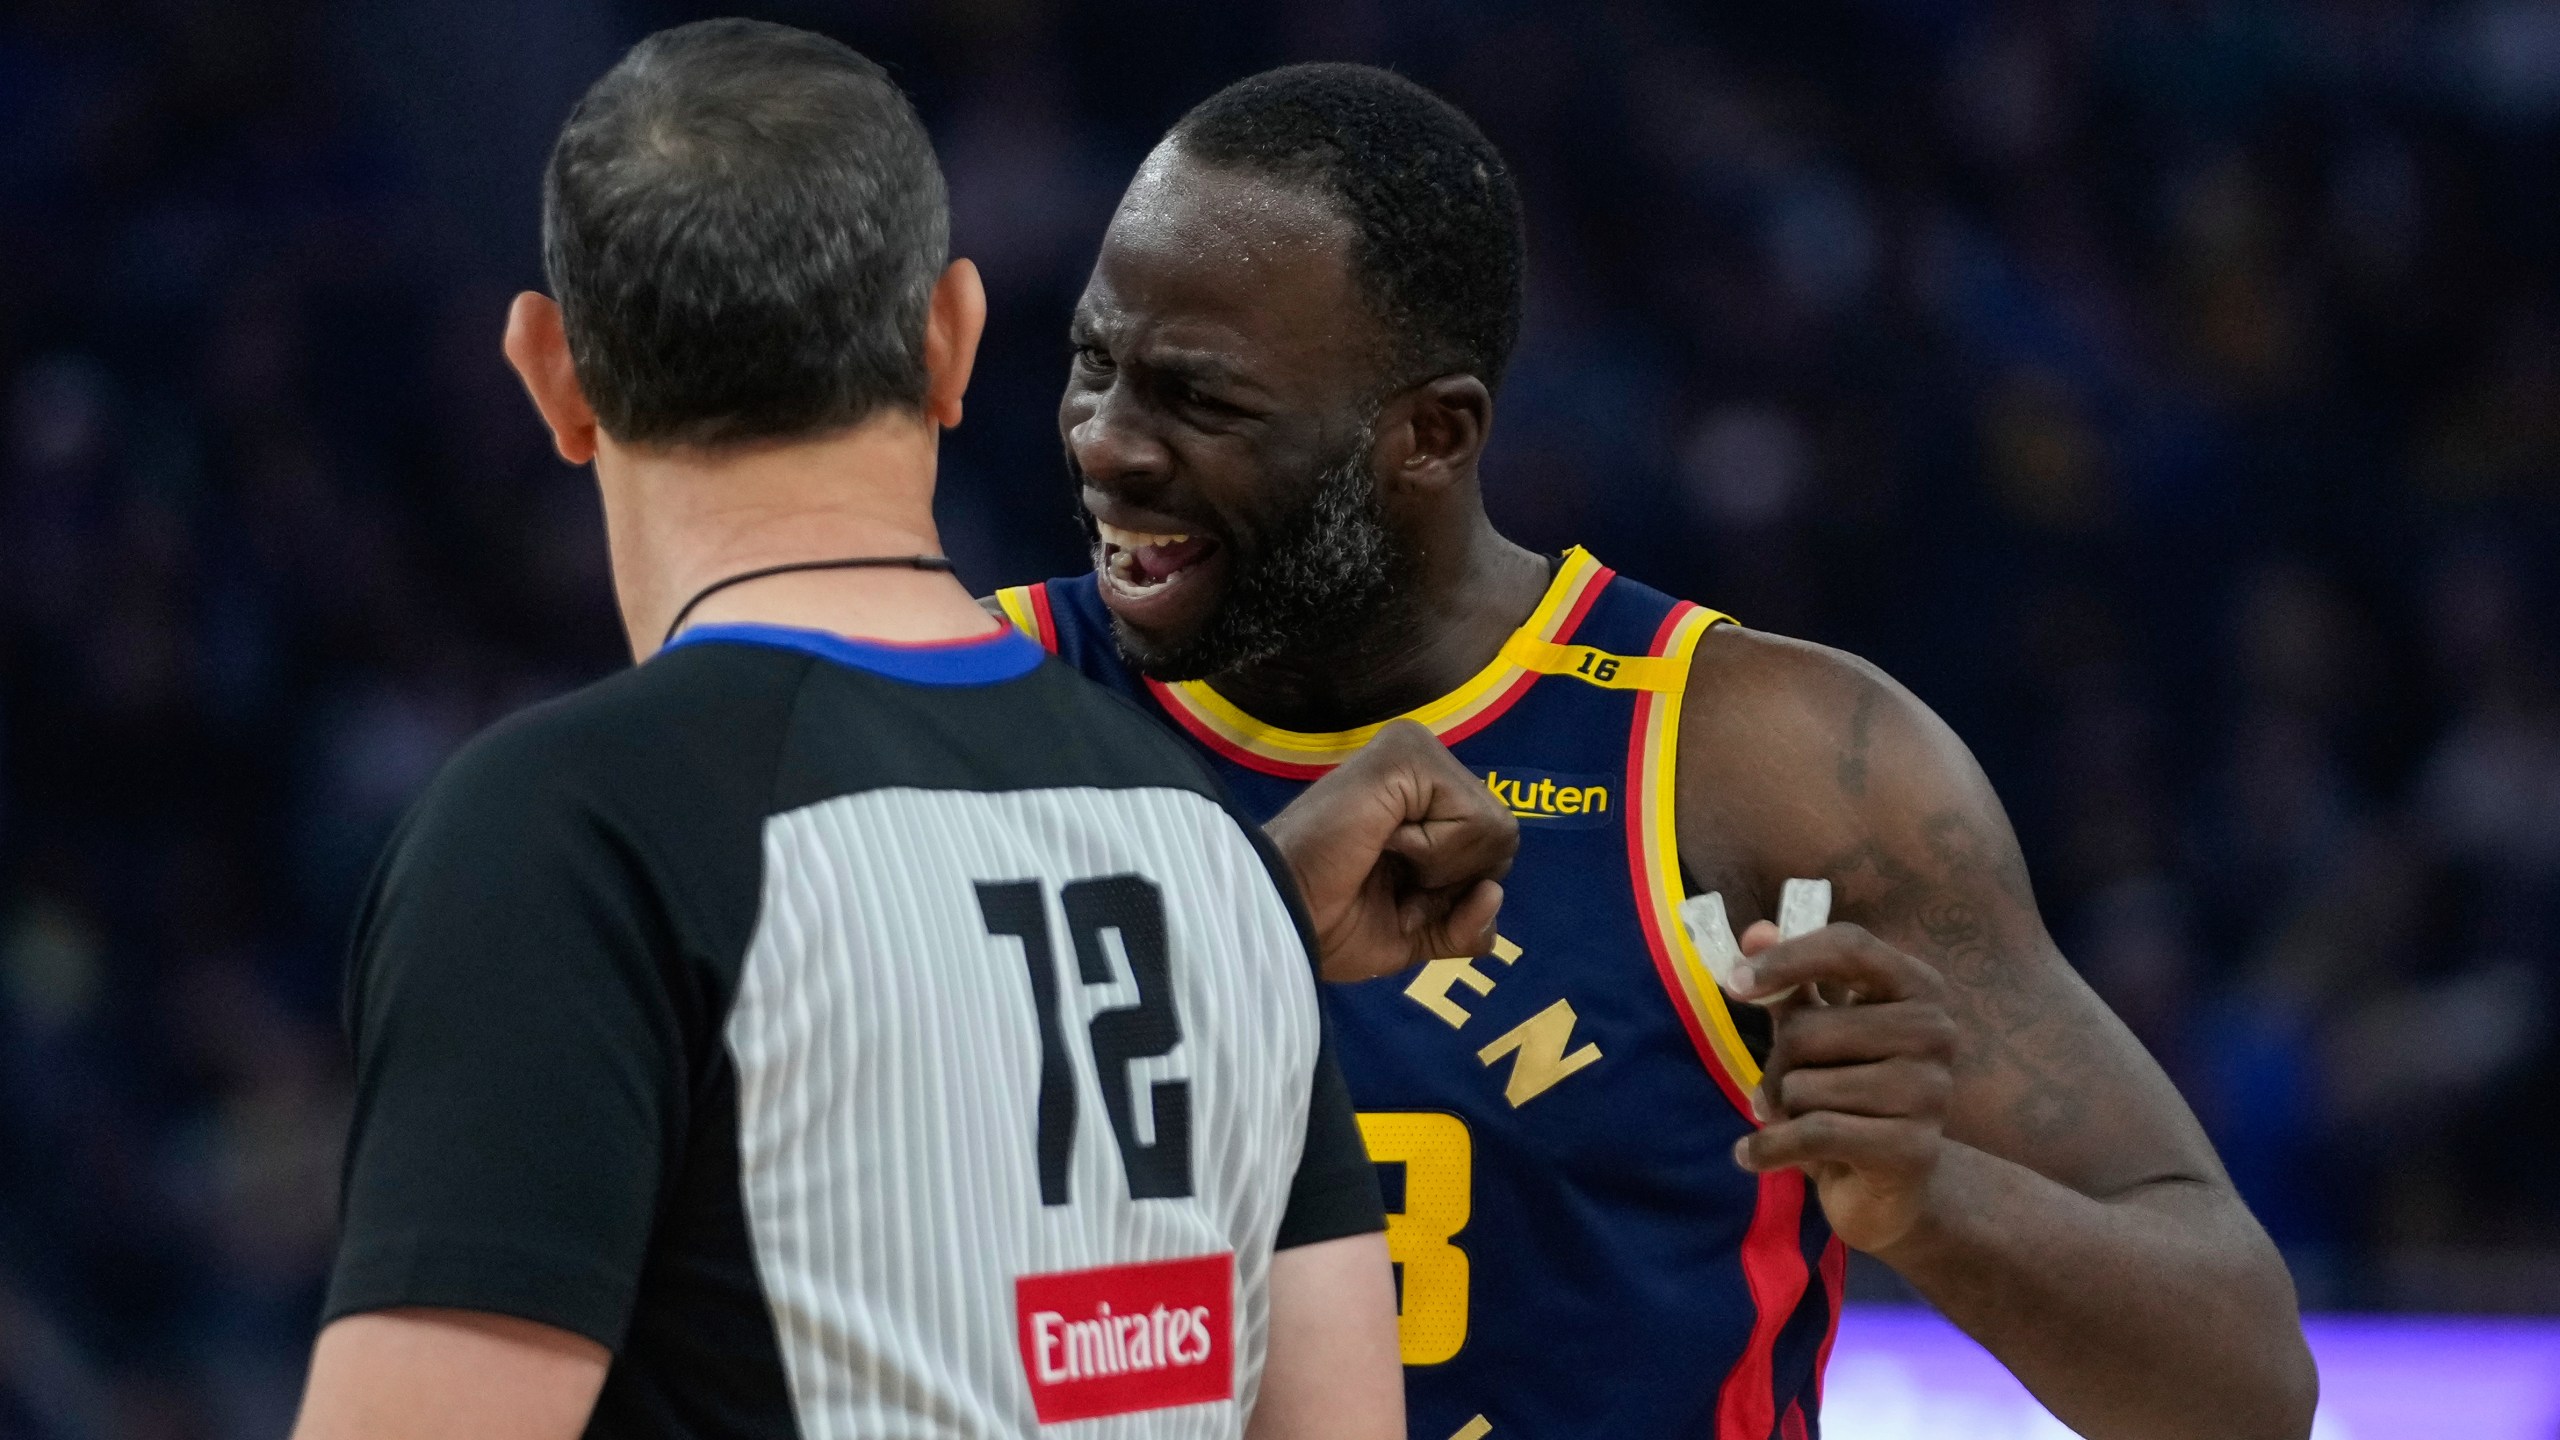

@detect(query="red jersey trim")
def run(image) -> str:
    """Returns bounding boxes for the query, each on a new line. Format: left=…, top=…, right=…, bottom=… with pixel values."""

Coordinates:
left=1714, top=1171, right=1814, bottom=1440
left=1624, top=602, right=1761, bottom=1115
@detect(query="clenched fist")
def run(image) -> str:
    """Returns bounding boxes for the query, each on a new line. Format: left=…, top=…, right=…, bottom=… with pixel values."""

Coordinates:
left=1262, top=720, right=1518, bottom=983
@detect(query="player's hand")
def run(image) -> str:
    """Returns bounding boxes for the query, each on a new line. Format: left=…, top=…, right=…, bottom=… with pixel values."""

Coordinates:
left=1728, top=920, right=1959, bottom=1257
left=1263, top=720, right=1517, bottom=984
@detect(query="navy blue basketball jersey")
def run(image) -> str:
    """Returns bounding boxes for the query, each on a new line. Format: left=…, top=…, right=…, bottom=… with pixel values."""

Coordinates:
left=996, top=549, right=1842, bottom=1440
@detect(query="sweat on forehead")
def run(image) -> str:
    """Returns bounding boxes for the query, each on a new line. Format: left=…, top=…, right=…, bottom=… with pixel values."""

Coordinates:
left=1108, top=145, right=1359, bottom=276
left=1084, top=147, right=1389, bottom=375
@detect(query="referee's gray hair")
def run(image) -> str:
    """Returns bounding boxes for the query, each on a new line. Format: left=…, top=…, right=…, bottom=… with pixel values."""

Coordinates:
left=542, top=18, right=948, bottom=448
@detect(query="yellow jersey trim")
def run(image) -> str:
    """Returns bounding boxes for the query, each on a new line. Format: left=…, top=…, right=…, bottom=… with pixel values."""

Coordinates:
left=993, top=585, right=1042, bottom=641
left=1633, top=605, right=1763, bottom=1095
left=1499, top=634, right=1690, bottom=691
left=1151, top=547, right=1612, bottom=768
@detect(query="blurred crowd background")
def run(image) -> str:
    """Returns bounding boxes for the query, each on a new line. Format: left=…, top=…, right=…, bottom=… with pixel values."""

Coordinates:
left=4, top=0, right=2559, bottom=1432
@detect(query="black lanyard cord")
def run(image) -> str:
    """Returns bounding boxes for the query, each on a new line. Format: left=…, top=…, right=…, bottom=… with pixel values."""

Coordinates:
left=660, top=554, right=957, bottom=648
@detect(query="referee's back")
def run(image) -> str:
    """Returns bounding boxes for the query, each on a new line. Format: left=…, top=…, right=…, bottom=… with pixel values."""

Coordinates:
left=290, top=20, right=1411, bottom=1439
left=325, top=622, right=1380, bottom=1437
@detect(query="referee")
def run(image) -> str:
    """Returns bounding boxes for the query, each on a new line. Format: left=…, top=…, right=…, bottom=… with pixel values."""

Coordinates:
left=290, top=21, right=1514, bottom=1440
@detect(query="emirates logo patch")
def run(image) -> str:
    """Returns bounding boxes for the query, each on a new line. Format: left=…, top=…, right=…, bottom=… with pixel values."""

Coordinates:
left=1015, top=1252, right=1234, bottom=1423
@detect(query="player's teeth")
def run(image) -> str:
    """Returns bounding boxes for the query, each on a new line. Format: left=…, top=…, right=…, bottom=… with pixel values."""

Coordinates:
left=1103, top=550, right=1167, bottom=592
left=1096, top=521, right=1191, bottom=549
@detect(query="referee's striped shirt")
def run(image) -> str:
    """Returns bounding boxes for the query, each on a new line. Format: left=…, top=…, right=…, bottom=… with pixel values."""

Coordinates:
left=323, top=622, right=1383, bottom=1438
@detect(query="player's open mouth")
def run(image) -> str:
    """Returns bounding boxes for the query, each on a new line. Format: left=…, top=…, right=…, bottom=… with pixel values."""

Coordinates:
left=1096, top=520, right=1222, bottom=603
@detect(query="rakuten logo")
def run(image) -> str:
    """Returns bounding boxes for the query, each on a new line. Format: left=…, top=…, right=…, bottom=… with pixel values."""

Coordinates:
left=1015, top=1253, right=1233, bottom=1423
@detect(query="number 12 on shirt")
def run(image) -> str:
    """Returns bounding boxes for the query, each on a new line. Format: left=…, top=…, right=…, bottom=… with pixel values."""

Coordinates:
left=978, top=875, right=1193, bottom=1206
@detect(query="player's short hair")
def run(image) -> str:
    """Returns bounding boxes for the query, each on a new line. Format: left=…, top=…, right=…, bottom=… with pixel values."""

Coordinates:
left=1169, top=63, right=1525, bottom=394
left=542, top=19, right=947, bottom=448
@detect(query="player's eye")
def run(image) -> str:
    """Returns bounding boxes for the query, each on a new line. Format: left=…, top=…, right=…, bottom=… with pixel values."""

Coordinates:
left=1170, top=380, right=1236, bottom=416
left=1073, top=343, right=1114, bottom=374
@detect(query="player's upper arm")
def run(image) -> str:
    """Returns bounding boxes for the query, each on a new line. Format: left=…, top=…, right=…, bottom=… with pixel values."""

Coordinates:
left=294, top=1309, right=608, bottom=1440
left=1676, top=627, right=2226, bottom=1198
left=1246, top=1233, right=1402, bottom=1440
left=324, top=719, right=690, bottom=1351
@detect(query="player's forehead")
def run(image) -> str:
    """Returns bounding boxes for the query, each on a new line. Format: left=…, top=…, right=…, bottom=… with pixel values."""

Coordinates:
left=1074, top=145, right=1375, bottom=377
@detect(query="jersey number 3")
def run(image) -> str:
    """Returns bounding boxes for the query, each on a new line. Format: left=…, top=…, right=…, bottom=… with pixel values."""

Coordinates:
left=1358, top=1111, right=1472, bottom=1366
left=978, top=876, right=1193, bottom=1206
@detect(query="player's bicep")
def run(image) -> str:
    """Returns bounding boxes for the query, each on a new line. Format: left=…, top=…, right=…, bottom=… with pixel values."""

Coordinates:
left=1247, top=1233, right=1402, bottom=1440
left=294, top=1309, right=608, bottom=1440
left=1847, top=670, right=2225, bottom=1195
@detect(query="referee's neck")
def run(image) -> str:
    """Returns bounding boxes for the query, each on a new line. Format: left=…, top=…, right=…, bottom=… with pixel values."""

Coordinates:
left=593, top=413, right=985, bottom=660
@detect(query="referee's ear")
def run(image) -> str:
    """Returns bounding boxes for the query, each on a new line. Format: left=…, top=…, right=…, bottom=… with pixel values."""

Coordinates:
left=504, top=292, right=601, bottom=466
left=920, top=258, right=987, bottom=432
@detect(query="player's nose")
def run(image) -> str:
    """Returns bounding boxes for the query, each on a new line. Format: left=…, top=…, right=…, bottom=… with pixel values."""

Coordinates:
left=1064, top=381, right=1173, bottom=491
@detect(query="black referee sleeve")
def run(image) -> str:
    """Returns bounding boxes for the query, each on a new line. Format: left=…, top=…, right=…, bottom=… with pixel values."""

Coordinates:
left=1230, top=821, right=1389, bottom=1249
left=1275, top=1024, right=1388, bottom=1248
left=324, top=724, right=689, bottom=1352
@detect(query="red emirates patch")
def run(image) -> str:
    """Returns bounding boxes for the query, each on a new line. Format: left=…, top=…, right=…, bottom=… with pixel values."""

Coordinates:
left=1015, top=1252, right=1235, bottom=1424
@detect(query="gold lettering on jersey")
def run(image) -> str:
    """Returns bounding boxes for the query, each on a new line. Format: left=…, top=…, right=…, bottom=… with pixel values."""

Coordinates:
left=1481, top=771, right=1609, bottom=820
left=1403, top=933, right=1522, bottom=1028
left=1449, top=1418, right=1493, bottom=1440
left=1404, top=936, right=1606, bottom=1105
left=1358, top=1112, right=1472, bottom=1366
left=1476, top=999, right=1603, bottom=1107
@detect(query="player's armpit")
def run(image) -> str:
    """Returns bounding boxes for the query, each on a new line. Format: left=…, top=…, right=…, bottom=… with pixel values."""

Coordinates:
left=1246, top=1232, right=1402, bottom=1440
left=292, top=1308, right=609, bottom=1440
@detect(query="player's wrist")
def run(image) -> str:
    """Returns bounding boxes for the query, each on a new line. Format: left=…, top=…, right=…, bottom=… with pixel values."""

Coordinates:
left=1856, top=1134, right=1975, bottom=1268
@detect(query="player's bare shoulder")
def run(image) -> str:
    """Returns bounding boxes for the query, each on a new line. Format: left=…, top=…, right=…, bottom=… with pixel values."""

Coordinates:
left=1679, top=618, right=2147, bottom=1135
left=1674, top=624, right=2021, bottom=927
left=1679, top=624, right=1895, bottom=780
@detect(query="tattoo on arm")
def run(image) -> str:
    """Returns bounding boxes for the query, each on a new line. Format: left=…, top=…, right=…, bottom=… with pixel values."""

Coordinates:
left=1835, top=685, right=1879, bottom=798
left=1818, top=811, right=2095, bottom=1147
left=1681, top=635, right=2228, bottom=1214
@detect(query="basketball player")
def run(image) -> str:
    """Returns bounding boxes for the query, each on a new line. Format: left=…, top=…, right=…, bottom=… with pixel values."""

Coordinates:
left=991, top=64, right=2318, bottom=1440
left=292, top=28, right=1519, bottom=1440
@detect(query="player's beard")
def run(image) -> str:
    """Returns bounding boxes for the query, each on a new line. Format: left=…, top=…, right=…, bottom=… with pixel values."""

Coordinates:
left=1093, top=441, right=1410, bottom=683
